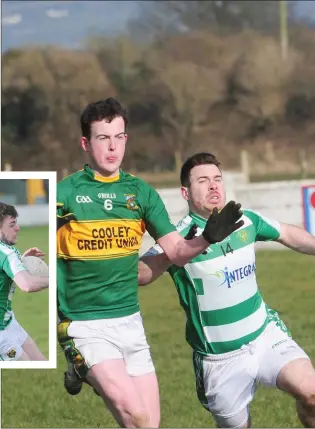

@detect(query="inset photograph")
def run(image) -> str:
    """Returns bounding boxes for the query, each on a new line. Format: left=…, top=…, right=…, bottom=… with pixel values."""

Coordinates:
left=0, top=172, right=56, bottom=368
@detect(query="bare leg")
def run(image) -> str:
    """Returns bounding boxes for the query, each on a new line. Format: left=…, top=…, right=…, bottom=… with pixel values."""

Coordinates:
left=132, top=372, right=160, bottom=427
left=17, top=350, right=31, bottom=361
left=86, top=359, right=151, bottom=428
left=22, top=336, right=47, bottom=361
left=277, top=358, right=315, bottom=428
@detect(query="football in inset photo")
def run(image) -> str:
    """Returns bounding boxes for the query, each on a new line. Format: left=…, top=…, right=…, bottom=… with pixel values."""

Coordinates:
left=22, top=256, right=49, bottom=277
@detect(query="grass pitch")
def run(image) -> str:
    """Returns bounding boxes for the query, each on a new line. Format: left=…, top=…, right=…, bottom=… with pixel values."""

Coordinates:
left=2, top=250, right=314, bottom=428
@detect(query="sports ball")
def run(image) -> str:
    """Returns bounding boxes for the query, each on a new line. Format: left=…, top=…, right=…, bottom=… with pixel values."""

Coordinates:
left=21, top=256, right=49, bottom=277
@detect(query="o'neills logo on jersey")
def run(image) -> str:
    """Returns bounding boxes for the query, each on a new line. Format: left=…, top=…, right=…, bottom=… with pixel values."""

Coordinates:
left=98, top=193, right=116, bottom=199
left=57, top=219, right=145, bottom=260
left=210, top=263, right=256, bottom=288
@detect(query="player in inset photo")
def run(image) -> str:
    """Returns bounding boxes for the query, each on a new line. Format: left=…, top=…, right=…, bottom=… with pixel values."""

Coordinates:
left=0, top=201, right=49, bottom=361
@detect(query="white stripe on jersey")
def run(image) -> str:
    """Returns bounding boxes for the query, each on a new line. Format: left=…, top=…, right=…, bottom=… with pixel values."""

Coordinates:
left=186, top=243, right=257, bottom=312
left=204, top=301, right=267, bottom=343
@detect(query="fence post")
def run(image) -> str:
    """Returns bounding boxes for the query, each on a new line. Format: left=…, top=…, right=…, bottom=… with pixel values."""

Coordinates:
left=241, top=150, right=250, bottom=183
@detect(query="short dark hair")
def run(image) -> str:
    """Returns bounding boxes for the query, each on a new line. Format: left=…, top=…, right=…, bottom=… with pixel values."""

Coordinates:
left=80, top=97, right=128, bottom=140
left=180, top=152, right=221, bottom=187
left=0, top=203, right=18, bottom=225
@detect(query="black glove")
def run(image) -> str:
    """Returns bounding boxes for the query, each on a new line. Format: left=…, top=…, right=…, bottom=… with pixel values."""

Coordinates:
left=184, top=224, right=198, bottom=240
left=202, top=201, right=244, bottom=244
left=185, top=223, right=207, bottom=254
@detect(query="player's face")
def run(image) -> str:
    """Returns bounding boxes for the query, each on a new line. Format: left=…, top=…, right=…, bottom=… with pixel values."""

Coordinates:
left=181, top=164, right=226, bottom=218
left=0, top=216, right=20, bottom=245
left=81, top=116, right=128, bottom=177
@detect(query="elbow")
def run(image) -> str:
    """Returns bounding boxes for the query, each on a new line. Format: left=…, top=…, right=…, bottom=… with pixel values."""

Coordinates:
left=138, top=275, right=145, bottom=286
left=138, top=273, right=150, bottom=286
left=19, top=283, right=31, bottom=293
left=138, top=260, right=153, bottom=286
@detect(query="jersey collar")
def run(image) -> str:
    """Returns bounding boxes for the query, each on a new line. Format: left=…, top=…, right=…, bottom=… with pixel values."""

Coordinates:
left=84, top=164, right=121, bottom=183
left=189, top=211, right=207, bottom=227
left=0, top=240, right=17, bottom=252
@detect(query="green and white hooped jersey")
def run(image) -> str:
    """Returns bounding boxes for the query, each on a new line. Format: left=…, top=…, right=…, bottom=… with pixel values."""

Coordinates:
left=0, top=242, right=26, bottom=330
left=146, top=209, right=285, bottom=355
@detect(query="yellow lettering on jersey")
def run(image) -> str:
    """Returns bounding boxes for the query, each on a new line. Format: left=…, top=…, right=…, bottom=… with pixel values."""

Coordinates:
left=57, top=219, right=146, bottom=260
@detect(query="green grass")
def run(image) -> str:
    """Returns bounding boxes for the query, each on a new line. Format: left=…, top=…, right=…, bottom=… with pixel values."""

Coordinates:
left=8, top=226, right=49, bottom=356
left=2, top=250, right=314, bottom=428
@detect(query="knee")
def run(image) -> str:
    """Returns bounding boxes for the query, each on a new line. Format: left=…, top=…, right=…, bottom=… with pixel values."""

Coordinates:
left=147, top=414, right=160, bottom=428
left=114, top=397, right=159, bottom=428
left=111, top=402, right=151, bottom=428
left=299, top=391, right=315, bottom=409
left=130, top=412, right=159, bottom=428
left=118, top=407, right=151, bottom=428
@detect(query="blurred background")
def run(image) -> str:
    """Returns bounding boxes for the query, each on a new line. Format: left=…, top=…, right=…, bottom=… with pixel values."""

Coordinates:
left=0, top=179, right=48, bottom=205
left=1, top=0, right=315, bottom=184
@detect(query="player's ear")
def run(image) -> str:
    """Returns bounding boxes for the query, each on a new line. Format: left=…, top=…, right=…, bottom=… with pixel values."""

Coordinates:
left=181, top=186, right=189, bottom=201
left=81, top=137, right=90, bottom=152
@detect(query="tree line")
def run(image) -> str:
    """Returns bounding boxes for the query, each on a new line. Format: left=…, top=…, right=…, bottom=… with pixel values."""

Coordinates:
left=2, top=1, right=315, bottom=176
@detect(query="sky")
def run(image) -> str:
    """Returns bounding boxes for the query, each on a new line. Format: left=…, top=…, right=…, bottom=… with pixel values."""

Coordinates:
left=1, top=0, right=315, bottom=53
left=1, top=0, right=141, bottom=52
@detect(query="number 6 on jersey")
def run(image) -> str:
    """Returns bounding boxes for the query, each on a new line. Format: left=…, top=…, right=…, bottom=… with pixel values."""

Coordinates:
left=104, top=199, right=113, bottom=211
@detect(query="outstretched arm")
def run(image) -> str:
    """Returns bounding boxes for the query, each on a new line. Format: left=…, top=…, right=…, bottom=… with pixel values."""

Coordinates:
left=139, top=223, right=202, bottom=286
left=157, top=231, right=208, bottom=267
left=277, top=223, right=315, bottom=255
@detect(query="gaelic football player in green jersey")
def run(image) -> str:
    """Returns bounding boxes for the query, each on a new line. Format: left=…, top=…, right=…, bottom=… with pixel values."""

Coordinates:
left=57, top=98, right=244, bottom=428
left=139, top=152, right=315, bottom=428
left=0, top=203, right=49, bottom=361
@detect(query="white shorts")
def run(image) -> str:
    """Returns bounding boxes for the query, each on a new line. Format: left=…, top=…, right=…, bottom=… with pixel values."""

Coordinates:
left=0, top=316, right=28, bottom=361
left=193, top=321, right=309, bottom=428
left=65, top=312, right=155, bottom=376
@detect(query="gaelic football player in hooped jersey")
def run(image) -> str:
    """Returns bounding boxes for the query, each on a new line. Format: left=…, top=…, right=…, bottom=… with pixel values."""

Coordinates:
left=57, top=98, right=244, bottom=428
left=0, top=202, right=48, bottom=361
left=139, top=152, right=315, bottom=428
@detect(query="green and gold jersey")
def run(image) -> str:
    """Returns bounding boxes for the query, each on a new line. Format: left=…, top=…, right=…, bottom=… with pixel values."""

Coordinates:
left=57, top=164, right=176, bottom=321
left=0, top=242, right=26, bottom=330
